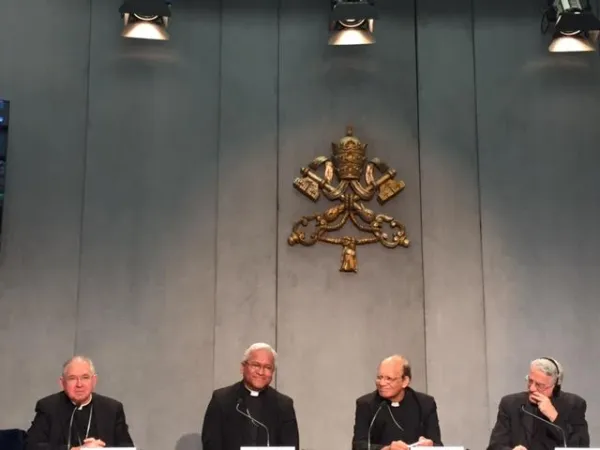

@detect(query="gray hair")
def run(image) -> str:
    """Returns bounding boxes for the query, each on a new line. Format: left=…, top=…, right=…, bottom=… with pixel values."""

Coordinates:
left=531, top=357, right=563, bottom=385
left=242, top=343, right=277, bottom=364
left=62, top=356, right=97, bottom=376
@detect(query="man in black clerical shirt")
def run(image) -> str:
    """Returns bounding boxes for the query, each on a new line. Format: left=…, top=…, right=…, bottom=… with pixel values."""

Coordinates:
left=488, top=357, right=589, bottom=450
left=201, top=343, right=300, bottom=450
left=25, top=356, right=134, bottom=450
left=352, top=355, right=442, bottom=450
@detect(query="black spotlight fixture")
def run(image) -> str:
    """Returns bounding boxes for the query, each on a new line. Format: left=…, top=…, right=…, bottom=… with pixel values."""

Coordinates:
left=542, top=0, right=600, bottom=52
left=328, top=0, right=378, bottom=46
left=119, top=0, right=172, bottom=41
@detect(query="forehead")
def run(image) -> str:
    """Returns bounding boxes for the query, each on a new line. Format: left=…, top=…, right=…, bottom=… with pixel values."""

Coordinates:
left=378, top=361, right=402, bottom=376
left=64, top=360, right=92, bottom=375
left=529, top=366, right=553, bottom=381
left=247, top=349, right=274, bottom=364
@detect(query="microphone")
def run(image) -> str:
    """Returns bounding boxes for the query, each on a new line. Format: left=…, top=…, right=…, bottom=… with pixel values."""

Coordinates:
left=368, top=401, right=386, bottom=450
left=520, top=404, right=567, bottom=448
left=235, top=398, right=271, bottom=447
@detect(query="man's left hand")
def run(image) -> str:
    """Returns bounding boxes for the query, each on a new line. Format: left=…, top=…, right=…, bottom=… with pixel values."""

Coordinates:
left=531, top=392, right=558, bottom=422
left=416, top=437, right=434, bottom=447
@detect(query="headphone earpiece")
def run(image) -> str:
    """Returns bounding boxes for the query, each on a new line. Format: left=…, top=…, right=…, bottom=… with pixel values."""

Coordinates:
left=542, top=356, right=562, bottom=395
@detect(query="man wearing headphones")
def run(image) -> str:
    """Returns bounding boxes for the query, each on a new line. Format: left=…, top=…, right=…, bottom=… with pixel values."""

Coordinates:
left=488, top=357, right=590, bottom=450
left=352, top=355, right=442, bottom=450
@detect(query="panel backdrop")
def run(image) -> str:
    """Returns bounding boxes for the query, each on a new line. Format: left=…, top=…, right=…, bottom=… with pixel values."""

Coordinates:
left=1, top=1, right=599, bottom=450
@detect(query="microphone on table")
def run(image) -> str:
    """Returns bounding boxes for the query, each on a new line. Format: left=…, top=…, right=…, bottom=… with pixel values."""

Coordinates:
left=368, top=401, right=387, bottom=450
left=236, top=397, right=271, bottom=447
left=520, top=404, right=567, bottom=448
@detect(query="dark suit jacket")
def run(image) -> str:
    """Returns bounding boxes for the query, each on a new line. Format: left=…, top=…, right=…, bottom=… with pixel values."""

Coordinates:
left=488, top=391, right=589, bottom=450
left=352, top=388, right=442, bottom=450
left=201, top=381, right=299, bottom=450
left=25, top=392, right=134, bottom=450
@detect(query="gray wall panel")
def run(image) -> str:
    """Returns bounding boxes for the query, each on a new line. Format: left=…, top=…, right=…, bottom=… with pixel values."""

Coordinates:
left=277, top=2, right=424, bottom=449
left=417, top=1, right=489, bottom=449
left=214, top=0, right=279, bottom=389
left=74, top=2, right=220, bottom=450
left=1, top=1, right=600, bottom=449
left=0, top=0, right=90, bottom=428
left=475, top=0, right=600, bottom=442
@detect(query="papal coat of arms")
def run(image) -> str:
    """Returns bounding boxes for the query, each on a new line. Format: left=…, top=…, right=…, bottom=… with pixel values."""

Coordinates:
left=288, top=126, right=409, bottom=273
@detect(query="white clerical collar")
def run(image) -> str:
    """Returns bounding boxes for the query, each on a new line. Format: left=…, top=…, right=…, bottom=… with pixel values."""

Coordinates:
left=391, top=401, right=400, bottom=407
left=247, top=388, right=260, bottom=397
left=72, top=394, right=93, bottom=410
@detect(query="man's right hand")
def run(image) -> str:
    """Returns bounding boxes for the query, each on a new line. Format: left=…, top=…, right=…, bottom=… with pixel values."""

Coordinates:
left=81, top=438, right=106, bottom=448
left=513, top=446, right=527, bottom=450
left=390, top=441, right=410, bottom=450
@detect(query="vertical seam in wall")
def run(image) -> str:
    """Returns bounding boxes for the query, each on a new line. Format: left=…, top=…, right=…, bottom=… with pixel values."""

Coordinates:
left=73, top=0, right=94, bottom=357
left=414, top=0, right=428, bottom=391
left=470, top=0, right=491, bottom=429
left=212, top=0, right=224, bottom=391
left=274, top=0, right=281, bottom=389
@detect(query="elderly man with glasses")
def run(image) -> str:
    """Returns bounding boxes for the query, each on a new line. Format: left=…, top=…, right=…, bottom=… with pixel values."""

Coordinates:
left=201, top=342, right=299, bottom=450
left=487, top=357, right=589, bottom=450
left=25, top=356, right=134, bottom=450
left=352, top=355, right=443, bottom=450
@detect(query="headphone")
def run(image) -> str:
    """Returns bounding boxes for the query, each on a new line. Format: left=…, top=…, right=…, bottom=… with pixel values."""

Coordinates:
left=541, top=356, right=562, bottom=395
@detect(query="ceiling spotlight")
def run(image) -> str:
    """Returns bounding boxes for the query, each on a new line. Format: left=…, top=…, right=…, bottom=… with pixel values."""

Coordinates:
left=119, top=0, right=171, bottom=41
left=329, top=0, right=378, bottom=46
left=542, top=0, right=600, bottom=52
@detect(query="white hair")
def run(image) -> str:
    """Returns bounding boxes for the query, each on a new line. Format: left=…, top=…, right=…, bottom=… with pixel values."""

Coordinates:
left=531, top=357, right=563, bottom=385
left=242, top=343, right=277, bottom=364
left=62, top=356, right=96, bottom=376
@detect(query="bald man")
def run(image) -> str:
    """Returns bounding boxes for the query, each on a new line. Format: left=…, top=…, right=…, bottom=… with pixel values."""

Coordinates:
left=352, top=355, right=442, bottom=450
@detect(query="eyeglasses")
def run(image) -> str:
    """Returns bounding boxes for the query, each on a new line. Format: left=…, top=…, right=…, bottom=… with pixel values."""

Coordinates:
left=376, top=375, right=404, bottom=384
left=64, top=374, right=94, bottom=384
left=525, top=375, right=553, bottom=391
left=245, top=361, right=275, bottom=373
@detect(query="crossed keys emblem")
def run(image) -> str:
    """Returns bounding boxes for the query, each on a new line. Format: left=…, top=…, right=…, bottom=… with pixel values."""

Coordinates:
left=288, top=127, right=410, bottom=273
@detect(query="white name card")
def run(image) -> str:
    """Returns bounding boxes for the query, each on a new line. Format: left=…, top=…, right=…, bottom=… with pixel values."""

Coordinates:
left=97, top=448, right=136, bottom=450
left=96, top=448, right=136, bottom=450
left=241, top=447, right=295, bottom=450
left=427, top=448, right=465, bottom=450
